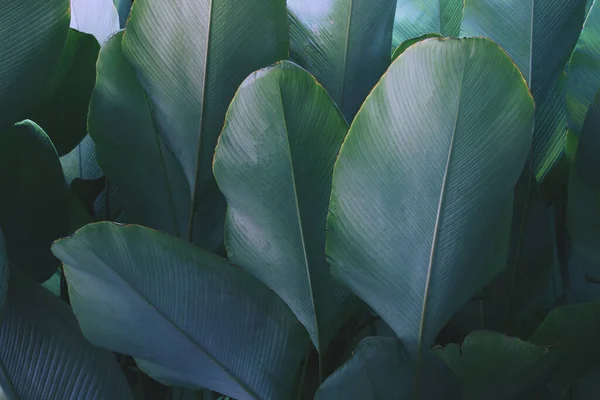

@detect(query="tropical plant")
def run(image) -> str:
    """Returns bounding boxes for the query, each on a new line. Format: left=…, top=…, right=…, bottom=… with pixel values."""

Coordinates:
left=2, top=0, right=600, bottom=399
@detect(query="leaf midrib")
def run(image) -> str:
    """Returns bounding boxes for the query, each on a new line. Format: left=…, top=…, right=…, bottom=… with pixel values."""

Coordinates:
left=277, top=85, right=323, bottom=351
left=64, top=247, right=259, bottom=400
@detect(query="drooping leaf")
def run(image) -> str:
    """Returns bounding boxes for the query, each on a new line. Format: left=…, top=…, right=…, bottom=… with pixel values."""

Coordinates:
left=0, top=0, right=69, bottom=130
left=533, top=73, right=568, bottom=184
left=461, top=0, right=585, bottom=102
left=214, top=61, right=353, bottom=353
left=392, top=33, right=443, bottom=61
left=567, top=0, right=600, bottom=148
left=327, top=38, right=534, bottom=357
left=70, top=0, right=120, bottom=43
left=51, top=222, right=308, bottom=400
left=314, top=337, right=461, bottom=399
left=29, top=29, right=100, bottom=155
left=0, top=269, right=133, bottom=400
left=435, top=301, right=600, bottom=399
left=288, top=0, right=396, bottom=121
left=89, top=0, right=288, bottom=245
left=392, top=0, right=463, bottom=50
left=0, top=121, right=68, bottom=282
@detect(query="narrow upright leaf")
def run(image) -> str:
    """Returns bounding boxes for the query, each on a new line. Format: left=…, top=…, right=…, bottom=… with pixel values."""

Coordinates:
left=392, top=0, right=463, bottom=50
left=315, top=337, right=461, bottom=399
left=327, top=38, right=534, bottom=356
left=288, top=0, right=396, bottom=121
left=52, top=223, right=308, bottom=400
left=214, top=61, right=353, bottom=352
left=0, top=121, right=68, bottom=282
left=0, top=270, right=133, bottom=400
left=461, top=0, right=585, bottom=101
left=0, top=0, right=69, bottom=130
left=566, top=0, right=600, bottom=138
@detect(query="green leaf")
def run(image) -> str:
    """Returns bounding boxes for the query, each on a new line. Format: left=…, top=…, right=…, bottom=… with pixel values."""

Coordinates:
left=51, top=222, right=309, bottom=400
left=104, top=0, right=289, bottom=241
left=213, top=61, right=353, bottom=353
left=461, top=0, right=585, bottom=101
left=288, top=0, right=396, bottom=121
left=567, top=0, right=600, bottom=138
left=0, top=231, right=9, bottom=317
left=0, top=269, right=133, bottom=399
left=315, top=337, right=461, bottom=399
left=533, top=73, right=567, bottom=184
left=435, top=301, right=600, bottom=399
left=0, top=121, right=68, bottom=282
left=392, top=0, right=463, bottom=50
left=327, top=37, right=534, bottom=356
left=0, top=0, right=70, bottom=130
left=29, top=29, right=100, bottom=155
left=392, top=33, right=443, bottom=61
left=70, top=0, right=120, bottom=43
left=433, top=331, right=549, bottom=400
left=113, top=0, right=132, bottom=28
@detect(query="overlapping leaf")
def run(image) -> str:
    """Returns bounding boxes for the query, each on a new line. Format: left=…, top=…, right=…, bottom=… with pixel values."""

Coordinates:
left=461, top=0, right=585, bottom=102
left=214, top=61, right=353, bottom=353
left=392, top=0, right=463, bottom=50
left=0, top=269, right=133, bottom=400
left=89, top=0, right=289, bottom=244
left=51, top=222, right=308, bottom=400
left=288, top=0, right=396, bottom=121
left=0, top=121, right=68, bottom=282
left=327, top=38, right=534, bottom=357
left=315, top=337, right=460, bottom=399
left=566, top=0, right=600, bottom=140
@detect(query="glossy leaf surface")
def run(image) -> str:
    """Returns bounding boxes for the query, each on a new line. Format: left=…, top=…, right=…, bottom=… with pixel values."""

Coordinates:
left=0, top=270, right=133, bottom=400
left=52, top=223, right=308, bottom=400
left=288, top=0, right=396, bottom=121
left=315, top=337, right=461, bottom=399
left=214, top=61, right=352, bottom=352
left=461, top=0, right=585, bottom=101
left=0, top=121, right=68, bottom=282
left=392, top=0, right=463, bottom=50
left=327, top=37, right=534, bottom=355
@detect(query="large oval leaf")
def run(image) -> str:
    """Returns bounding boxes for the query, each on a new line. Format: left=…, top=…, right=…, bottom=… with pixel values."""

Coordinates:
left=392, top=0, right=463, bottom=50
left=0, top=121, right=68, bottom=282
left=461, top=0, right=585, bottom=102
left=0, top=270, right=133, bottom=400
left=0, top=0, right=69, bottom=130
left=566, top=0, right=600, bottom=138
left=288, top=0, right=396, bottom=121
left=214, top=61, right=353, bottom=353
left=327, top=37, right=534, bottom=356
left=51, top=223, right=308, bottom=400
left=315, top=337, right=460, bottom=399
left=105, top=0, right=289, bottom=241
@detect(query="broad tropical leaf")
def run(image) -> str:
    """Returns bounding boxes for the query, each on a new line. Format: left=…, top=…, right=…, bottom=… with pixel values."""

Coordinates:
left=566, top=0, right=600, bottom=139
left=0, top=269, right=133, bottom=400
left=70, top=0, right=120, bottom=43
left=314, top=337, right=461, bottom=399
left=0, top=0, right=69, bottom=130
left=392, top=0, right=463, bottom=50
left=0, top=121, right=68, bottom=282
left=29, top=29, right=100, bottom=155
left=114, top=0, right=132, bottom=27
left=214, top=61, right=353, bottom=353
left=327, top=38, right=534, bottom=356
left=288, top=0, right=396, bottom=121
left=392, top=33, right=442, bottom=61
left=461, top=0, right=585, bottom=102
left=51, top=223, right=309, bottom=400
left=88, top=0, right=288, bottom=244
left=533, top=73, right=567, bottom=183
left=435, top=301, right=600, bottom=399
